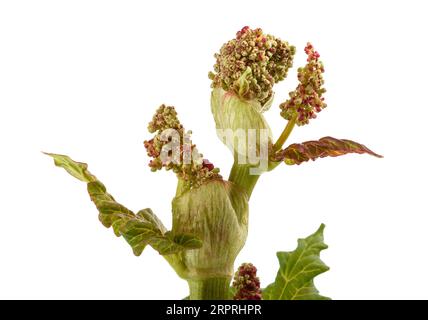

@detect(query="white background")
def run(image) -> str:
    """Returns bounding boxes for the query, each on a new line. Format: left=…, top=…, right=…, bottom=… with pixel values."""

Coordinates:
left=1, top=0, right=427, bottom=300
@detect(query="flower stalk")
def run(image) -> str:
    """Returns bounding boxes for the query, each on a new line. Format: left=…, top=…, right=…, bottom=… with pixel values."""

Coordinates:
left=228, top=163, right=261, bottom=199
left=273, top=114, right=298, bottom=152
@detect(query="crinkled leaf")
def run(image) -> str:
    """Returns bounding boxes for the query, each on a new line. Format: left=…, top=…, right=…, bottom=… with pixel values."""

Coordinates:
left=120, top=220, right=164, bottom=256
left=263, top=224, right=330, bottom=300
left=121, top=223, right=203, bottom=257
left=272, top=136, right=382, bottom=165
left=137, top=208, right=167, bottom=234
left=44, top=152, right=95, bottom=182
left=45, top=152, right=202, bottom=256
left=172, top=233, right=204, bottom=249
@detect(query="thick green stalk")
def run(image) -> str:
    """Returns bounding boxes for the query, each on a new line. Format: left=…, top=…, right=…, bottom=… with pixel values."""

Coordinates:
left=268, top=116, right=298, bottom=171
left=188, top=277, right=231, bottom=300
left=229, top=116, right=297, bottom=196
left=228, top=163, right=261, bottom=199
left=273, top=114, right=297, bottom=152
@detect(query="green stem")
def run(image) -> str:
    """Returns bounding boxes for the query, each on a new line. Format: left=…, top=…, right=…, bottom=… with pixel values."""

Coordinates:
left=229, top=116, right=298, bottom=193
left=273, top=114, right=297, bottom=152
left=188, top=277, right=231, bottom=300
left=228, top=163, right=261, bottom=199
left=175, top=178, right=190, bottom=197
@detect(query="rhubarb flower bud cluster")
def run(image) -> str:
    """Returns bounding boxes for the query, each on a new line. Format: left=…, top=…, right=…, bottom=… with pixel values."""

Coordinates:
left=144, top=104, right=221, bottom=189
left=233, top=263, right=262, bottom=300
left=209, top=26, right=295, bottom=105
left=280, top=43, right=327, bottom=126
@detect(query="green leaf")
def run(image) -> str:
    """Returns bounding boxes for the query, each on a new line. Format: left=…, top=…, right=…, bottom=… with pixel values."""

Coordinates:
left=137, top=208, right=167, bottom=234
left=263, top=224, right=330, bottom=300
left=44, top=152, right=96, bottom=182
left=272, top=136, right=383, bottom=165
left=45, top=152, right=202, bottom=256
left=120, top=222, right=203, bottom=256
left=120, top=220, right=159, bottom=256
left=172, top=233, right=204, bottom=249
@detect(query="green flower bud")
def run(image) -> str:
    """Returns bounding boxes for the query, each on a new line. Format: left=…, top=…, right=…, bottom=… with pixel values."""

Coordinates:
left=172, top=180, right=249, bottom=279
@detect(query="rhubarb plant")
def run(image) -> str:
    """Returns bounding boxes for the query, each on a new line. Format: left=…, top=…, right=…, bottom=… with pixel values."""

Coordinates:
left=46, top=27, right=382, bottom=300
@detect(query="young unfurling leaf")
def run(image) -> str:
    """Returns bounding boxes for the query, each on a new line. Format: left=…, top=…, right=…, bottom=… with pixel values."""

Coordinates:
left=272, top=136, right=382, bottom=165
left=45, top=153, right=202, bottom=256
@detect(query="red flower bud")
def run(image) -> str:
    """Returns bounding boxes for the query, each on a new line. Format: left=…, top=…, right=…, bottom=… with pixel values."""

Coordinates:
left=233, top=263, right=262, bottom=300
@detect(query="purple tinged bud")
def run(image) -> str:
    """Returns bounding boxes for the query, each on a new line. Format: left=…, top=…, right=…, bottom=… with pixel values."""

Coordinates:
left=280, top=43, right=327, bottom=126
left=233, top=263, right=262, bottom=300
left=144, top=105, right=222, bottom=189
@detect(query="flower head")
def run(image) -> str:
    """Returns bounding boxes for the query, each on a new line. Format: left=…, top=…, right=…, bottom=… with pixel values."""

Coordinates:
left=144, top=104, right=221, bottom=189
left=233, top=263, right=262, bottom=300
left=280, top=43, right=327, bottom=126
left=147, top=104, right=182, bottom=133
left=209, top=26, right=295, bottom=105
